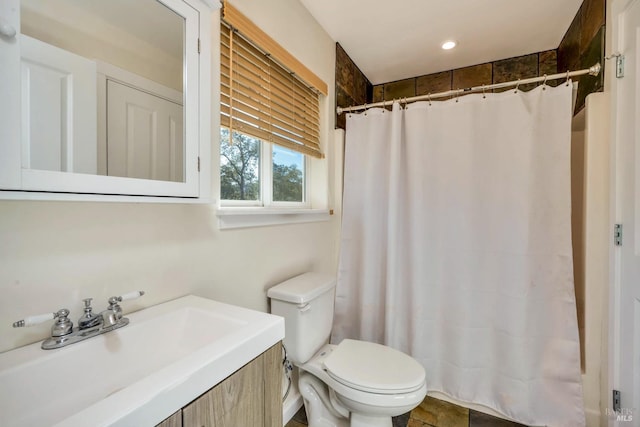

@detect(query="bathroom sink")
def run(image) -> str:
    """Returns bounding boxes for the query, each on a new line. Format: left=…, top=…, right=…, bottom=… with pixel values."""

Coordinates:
left=0, top=295, right=284, bottom=427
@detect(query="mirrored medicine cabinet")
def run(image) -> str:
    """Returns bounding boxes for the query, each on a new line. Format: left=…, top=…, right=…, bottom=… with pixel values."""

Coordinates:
left=0, top=0, right=215, bottom=200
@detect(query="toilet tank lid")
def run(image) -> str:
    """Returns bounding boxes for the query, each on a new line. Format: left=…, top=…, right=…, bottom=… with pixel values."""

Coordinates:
left=267, top=272, right=336, bottom=304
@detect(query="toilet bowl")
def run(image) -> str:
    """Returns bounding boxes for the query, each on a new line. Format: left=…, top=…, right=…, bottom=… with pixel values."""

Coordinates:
left=302, top=342, right=427, bottom=427
left=267, top=273, right=427, bottom=427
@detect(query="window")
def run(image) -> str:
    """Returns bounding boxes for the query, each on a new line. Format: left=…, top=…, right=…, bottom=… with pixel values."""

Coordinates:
left=220, top=127, right=306, bottom=205
left=272, top=144, right=305, bottom=203
left=220, top=128, right=261, bottom=202
left=220, top=4, right=324, bottom=208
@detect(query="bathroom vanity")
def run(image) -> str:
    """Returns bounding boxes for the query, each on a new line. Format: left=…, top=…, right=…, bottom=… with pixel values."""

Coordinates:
left=157, top=343, right=282, bottom=427
left=0, top=296, right=284, bottom=426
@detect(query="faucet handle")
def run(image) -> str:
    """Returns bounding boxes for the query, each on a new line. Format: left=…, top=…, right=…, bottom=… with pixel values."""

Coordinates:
left=102, top=291, right=144, bottom=327
left=13, top=309, right=73, bottom=337
left=108, top=291, right=145, bottom=307
left=118, top=291, right=145, bottom=301
left=12, top=312, right=56, bottom=328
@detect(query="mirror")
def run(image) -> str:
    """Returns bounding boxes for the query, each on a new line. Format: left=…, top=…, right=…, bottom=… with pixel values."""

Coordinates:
left=19, top=0, right=186, bottom=183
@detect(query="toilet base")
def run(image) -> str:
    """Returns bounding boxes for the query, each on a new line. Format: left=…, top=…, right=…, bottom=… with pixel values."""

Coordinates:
left=298, top=371, right=397, bottom=427
left=299, top=372, right=349, bottom=427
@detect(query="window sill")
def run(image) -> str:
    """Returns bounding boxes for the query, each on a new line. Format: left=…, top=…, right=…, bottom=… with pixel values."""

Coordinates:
left=216, top=207, right=331, bottom=229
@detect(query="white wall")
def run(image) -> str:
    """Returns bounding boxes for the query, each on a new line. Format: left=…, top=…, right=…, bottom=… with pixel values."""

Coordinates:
left=0, top=0, right=340, bottom=354
left=572, top=93, right=610, bottom=427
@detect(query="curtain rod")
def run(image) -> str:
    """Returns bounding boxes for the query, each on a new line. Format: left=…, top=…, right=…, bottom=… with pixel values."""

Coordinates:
left=337, top=63, right=601, bottom=115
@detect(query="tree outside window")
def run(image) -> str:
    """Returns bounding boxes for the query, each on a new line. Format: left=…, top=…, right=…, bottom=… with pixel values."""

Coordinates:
left=220, top=128, right=260, bottom=200
left=220, top=128, right=305, bottom=203
left=272, top=145, right=304, bottom=202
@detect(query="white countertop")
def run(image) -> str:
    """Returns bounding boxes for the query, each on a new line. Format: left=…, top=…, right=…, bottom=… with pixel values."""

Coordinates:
left=0, top=295, right=284, bottom=427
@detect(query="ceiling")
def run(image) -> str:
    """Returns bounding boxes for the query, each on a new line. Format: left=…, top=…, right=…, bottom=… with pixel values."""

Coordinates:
left=299, top=0, right=584, bottom=85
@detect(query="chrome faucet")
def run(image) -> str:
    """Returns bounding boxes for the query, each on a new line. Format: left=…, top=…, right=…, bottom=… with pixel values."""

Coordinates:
left=78, top=298, right=102, bottom=330
left=12, top=291, right=145, bottom=350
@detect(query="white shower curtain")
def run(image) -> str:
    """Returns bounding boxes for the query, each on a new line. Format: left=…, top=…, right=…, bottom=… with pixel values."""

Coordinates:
left=333, top=83, right=585, bottom=426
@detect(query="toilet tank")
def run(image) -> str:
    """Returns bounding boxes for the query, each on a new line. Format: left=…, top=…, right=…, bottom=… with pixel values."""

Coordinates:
left=267, top=272, right=336, bottom=364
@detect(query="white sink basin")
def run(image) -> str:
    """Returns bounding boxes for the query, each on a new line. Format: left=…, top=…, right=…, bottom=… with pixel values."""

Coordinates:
left=0, top=295, right=284, bottom=427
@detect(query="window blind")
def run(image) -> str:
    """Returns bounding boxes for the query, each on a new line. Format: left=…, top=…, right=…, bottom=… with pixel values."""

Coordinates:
left=221, top=21, right=323, bottom=159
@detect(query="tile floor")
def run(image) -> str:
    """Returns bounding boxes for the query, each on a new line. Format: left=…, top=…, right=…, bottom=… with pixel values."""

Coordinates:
left=285, top=396, right=528, bottom=427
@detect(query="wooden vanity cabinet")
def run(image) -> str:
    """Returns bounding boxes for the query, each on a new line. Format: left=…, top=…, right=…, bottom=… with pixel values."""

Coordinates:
left=157, top=410, right=182, bottom=427
left=157, top=342, right=283, bottom=427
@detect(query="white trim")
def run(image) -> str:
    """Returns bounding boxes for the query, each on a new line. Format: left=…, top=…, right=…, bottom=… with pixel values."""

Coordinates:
left=268, top=201, right=310, bottom=208
left=262, top=139, right=273, bottom=204
left=282, top=392, right=303, bottom=426
left=0, top=190, right=206, bottom=203
left=0, top=0, right=25, bottom=190
left=607, top=1, right=635, bottom=425
left=216, top=208, right=330, bottom=229
left=196, top=0, right=213, bottom=202
left=97, top=61, right=183, bottom=104
left=17, top=168, right=197, bottom=197
left=220, top=199, right=263, bottom=207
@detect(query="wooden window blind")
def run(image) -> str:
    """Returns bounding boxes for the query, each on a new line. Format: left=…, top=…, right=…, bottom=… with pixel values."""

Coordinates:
left=220, top=20, right=323, bottom=159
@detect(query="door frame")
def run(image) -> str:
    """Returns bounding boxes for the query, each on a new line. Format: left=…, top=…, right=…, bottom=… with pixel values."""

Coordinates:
left=607, top=0, right=637, bottom=425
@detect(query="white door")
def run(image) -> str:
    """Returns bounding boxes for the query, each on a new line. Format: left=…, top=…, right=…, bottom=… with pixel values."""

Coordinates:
left=612, top=0, right=640, bottom=423
left=20, top=35, right=97, bottom=174
left=107, top=80, right=184, bottom=182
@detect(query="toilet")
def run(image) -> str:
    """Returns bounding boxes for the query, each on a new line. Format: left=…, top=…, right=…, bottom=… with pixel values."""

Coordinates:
left=268, top=272, right=427, bottom=427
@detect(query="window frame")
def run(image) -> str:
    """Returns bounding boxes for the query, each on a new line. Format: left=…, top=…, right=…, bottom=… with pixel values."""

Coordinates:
left=268, top=143, right=309, bottom=208
left=219, top=128, right=310, bottom=209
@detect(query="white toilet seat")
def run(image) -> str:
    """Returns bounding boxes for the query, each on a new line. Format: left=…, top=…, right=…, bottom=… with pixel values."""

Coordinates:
left=323, top=339, right=426, bottom=394
left=300, top=342, right=427, bottom=414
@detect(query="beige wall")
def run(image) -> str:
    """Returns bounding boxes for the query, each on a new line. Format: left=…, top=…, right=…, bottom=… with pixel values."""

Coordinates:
left=0, top=0, right=340, bottom=354
left=0, top=202, right=339, bottom=352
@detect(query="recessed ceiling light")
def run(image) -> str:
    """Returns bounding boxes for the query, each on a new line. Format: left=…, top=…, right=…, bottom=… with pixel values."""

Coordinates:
left=442, top=41, right=456, bottom=50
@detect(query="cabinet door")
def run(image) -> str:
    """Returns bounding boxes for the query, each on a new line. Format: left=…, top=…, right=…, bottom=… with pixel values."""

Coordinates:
left=181, top=343, right=282, bottom=427
left=157, top=410, right=182, bottom=427
left=263, top=343, right=283, bottom=427
left=183, top=355, right=264, bottom=427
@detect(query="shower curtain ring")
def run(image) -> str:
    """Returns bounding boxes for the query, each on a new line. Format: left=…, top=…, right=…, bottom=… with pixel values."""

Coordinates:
left=565, top=70, right=570, bottom=86
left=455, top=89, right=460, bottom=103
left=482, top=85, right=486, bottom=99
left=542, top=74, right=548, bottom=90
left=514, top=79, right=520, bottom=93
left=428, top=93, right=432, bottom=106
left=364, top=102, right=367, bottom=115
left=382, top=99, right=386, bottom=112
